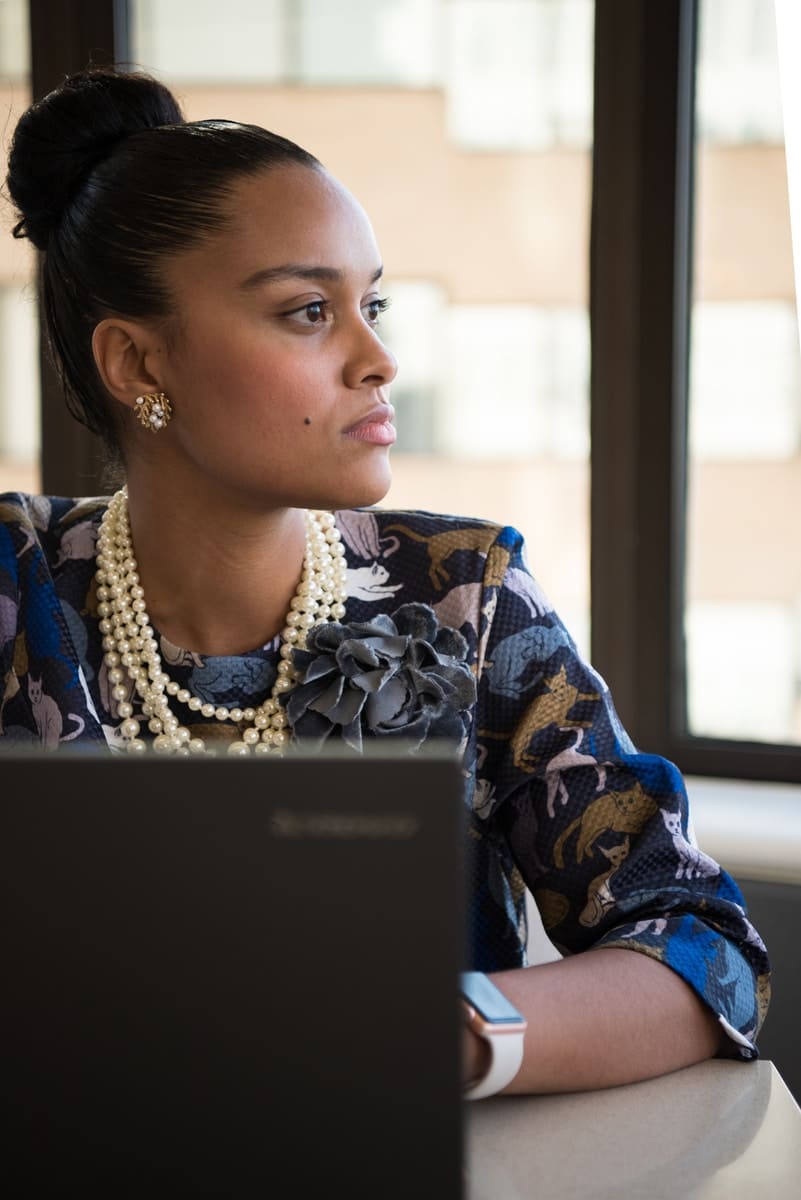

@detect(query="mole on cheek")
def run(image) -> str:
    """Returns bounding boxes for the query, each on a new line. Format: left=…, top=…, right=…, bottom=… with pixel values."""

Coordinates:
left=303, top=417, right=312, bottom=425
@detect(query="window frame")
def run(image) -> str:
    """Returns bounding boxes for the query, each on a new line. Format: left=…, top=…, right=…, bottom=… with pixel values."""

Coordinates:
left=30, top=0, right=801, bottom=782
left=590, top=0, right=801, bottom=783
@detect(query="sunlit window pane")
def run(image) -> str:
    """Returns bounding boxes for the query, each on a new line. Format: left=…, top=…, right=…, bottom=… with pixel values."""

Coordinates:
left=445, top=0, right=593, bottom=150
left=297, top=0, right=439, bottom=85
left=687, top=0, right=801, bottom=744
left=0, top=285, right=38, bottom=462
left=132, top=0, right=286, bottom=82
left=0, top=0, right=36, bottom=495
left=690, top=303, right=800, bottom=459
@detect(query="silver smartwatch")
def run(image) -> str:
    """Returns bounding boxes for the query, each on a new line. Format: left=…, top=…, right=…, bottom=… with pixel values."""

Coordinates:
left=461, top=970, right=527, bottom=1100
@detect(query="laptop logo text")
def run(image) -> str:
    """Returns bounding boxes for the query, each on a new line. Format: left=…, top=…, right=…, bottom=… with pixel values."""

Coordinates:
left=269, top=809, right=420, bottom=839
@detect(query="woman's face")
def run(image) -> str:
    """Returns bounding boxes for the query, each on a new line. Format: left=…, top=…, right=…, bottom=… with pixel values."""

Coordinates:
left=151, top=164, right=398, bottom=512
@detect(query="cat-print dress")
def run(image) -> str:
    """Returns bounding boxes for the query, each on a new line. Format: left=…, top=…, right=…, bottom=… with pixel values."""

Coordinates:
left=0, top=492, right=771, bottom=1058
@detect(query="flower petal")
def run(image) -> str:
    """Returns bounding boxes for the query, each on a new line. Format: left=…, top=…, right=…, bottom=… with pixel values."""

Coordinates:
left=392, top=602, right=438, bottom=641
left=324, top=685, right=366, bottom=727
left=365, top=676, right=409, bottom=727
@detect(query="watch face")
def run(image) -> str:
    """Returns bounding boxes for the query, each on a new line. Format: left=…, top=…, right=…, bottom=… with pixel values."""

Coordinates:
left=460, top=971, right=526, bottom=1026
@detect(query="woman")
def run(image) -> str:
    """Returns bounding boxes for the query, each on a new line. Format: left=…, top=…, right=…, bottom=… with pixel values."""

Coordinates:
left=2, top=67, right=769, bottom=1096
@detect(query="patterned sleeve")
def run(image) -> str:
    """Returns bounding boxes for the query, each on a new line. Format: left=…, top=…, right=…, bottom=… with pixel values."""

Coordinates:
left=475, top=525, right=770, bottom=1059
left=0, top=498, right=25, bottom=720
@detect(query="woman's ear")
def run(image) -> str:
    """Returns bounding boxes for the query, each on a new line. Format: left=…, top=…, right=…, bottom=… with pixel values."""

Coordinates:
left=91, top=318, right=165, bottom=412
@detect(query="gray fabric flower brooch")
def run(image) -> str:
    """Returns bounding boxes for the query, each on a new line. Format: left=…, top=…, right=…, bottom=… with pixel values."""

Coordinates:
left=285, top=602, right=476, bottom=752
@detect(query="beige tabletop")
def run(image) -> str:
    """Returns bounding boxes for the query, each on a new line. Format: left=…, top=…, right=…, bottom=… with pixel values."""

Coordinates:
left=465, top=1060, right=801, bottom=1198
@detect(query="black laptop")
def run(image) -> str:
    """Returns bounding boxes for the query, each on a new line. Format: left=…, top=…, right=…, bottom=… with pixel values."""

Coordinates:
left=0, top=748, right=466, bottom=1198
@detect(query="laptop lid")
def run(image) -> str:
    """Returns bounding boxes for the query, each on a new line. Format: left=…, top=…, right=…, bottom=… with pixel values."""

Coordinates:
left=1, top=748, right=466, bottom=1198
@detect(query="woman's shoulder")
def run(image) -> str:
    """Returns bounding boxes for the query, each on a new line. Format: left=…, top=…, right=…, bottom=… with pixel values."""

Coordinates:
left=0, top=492, right=109, bottom=529
left=335, top=505, right=521, bottom=544
left=333, top=506, right=529, bottom=597
left=0, top=492, right=109, bottom=565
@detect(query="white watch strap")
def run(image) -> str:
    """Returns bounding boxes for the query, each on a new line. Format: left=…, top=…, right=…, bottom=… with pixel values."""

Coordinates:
left=463, top=1025, right=525, bottom=1101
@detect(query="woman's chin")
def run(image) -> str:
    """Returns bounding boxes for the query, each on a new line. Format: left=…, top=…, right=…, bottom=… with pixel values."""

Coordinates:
left=331, top=462, right=393, bottom=511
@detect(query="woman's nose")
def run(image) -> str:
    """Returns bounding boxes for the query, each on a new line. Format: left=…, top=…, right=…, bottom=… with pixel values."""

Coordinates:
left=343, top=323, right=398, bottom=390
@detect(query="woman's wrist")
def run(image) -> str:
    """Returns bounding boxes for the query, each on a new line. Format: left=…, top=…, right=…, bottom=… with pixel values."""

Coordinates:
left=462, top=1023, right=492, bottom=1089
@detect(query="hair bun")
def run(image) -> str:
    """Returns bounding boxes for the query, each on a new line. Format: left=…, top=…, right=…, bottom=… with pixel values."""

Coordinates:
left=6, top=67, right=184, bottom=250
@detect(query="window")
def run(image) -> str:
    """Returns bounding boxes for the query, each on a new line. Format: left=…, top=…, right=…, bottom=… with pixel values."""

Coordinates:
left=686, top=0, right=801, bottom=747
left=0, top=0, right=37, bottom=495
left=590, top=0, right=801, bottom=782
left=18, top=0, right=801, bottom=781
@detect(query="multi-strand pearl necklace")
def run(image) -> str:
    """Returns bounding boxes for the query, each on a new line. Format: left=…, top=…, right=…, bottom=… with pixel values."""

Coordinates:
left=94, top=488, right=347, bottom=755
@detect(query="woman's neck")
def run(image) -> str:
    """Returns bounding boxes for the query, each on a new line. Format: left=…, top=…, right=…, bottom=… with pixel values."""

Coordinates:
left=122, top=481, right=310, bottom=657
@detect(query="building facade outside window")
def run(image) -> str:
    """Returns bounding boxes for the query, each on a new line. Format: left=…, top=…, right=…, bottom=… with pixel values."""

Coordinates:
left=687, top=0, right=801, bottom=746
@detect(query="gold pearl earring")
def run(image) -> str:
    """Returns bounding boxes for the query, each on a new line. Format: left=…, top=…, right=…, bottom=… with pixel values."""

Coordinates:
left=134, top=391, right=172, bottom=432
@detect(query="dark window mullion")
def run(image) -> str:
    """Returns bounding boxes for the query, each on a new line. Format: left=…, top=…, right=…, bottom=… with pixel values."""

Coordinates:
left=29, top=0, right=130, bottom=498
left=590, top=0, right=689, bottom=753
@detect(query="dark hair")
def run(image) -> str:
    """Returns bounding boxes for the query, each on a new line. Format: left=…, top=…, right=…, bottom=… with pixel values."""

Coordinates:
left=5, top=67, right=321, bottom=461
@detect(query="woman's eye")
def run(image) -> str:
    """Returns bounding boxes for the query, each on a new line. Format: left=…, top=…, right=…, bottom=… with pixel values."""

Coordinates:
left=284, top=300, right=330, bottom=325
left=302, top=301, right=328, bottom=324
left=363, top=296, right=392, bottom=325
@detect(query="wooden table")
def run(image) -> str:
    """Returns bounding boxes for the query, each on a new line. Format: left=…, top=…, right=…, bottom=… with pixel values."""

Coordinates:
left=466, top=1060, right=801, bottom=1197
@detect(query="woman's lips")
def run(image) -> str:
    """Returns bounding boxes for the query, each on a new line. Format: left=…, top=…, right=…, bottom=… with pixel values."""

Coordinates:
left=345, top=405, right=397, bottom=446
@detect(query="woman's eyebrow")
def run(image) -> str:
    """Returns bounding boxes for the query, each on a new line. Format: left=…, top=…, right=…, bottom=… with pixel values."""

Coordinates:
left=239, top=264, right=384, bottom=290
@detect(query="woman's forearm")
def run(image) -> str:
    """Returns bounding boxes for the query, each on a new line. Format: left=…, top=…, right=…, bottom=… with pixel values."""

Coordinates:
left=465, top=947, right=724, bottom=1096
